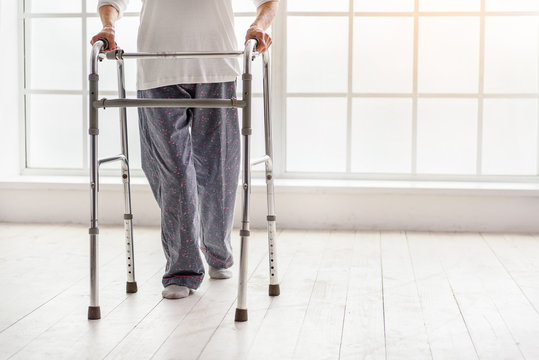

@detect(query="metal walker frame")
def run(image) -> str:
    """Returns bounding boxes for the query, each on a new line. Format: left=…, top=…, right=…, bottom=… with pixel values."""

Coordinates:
left=88, top=39, right=280, bottom=322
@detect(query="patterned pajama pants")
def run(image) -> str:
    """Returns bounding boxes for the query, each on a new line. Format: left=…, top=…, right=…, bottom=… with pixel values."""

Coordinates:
left=137, top=82, right=240, bottom=290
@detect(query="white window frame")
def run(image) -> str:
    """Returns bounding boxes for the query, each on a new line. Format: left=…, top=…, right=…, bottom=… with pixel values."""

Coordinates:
left=19, top=0, right=539, bottom=185
left=278, top=0, right=539, bottom=183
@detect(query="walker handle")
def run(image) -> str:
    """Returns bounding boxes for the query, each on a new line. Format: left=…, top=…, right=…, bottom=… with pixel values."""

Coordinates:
left=97, top=38, right=110, bottom=51
left=249, top=38, right=260, bottom=52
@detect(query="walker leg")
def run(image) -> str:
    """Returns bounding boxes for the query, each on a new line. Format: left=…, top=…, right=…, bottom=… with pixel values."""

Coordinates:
left=235, top=232, right=249, bottom=322
left=262, top=51, right=280, bottom=297
left=88, top=228, right=100, bottom=319
left=235, top=41, right=257, bottom=322
left=117, top=59, right=137, bottom=294
left=266, top=213, right=280, bottom=297
left=88, top=45, right=101, bottom=319
left=123, top=172, right=137, bottom=294
left=236, top=137, right=251, bottom=322
left=236, top=108, right=251, bottom=322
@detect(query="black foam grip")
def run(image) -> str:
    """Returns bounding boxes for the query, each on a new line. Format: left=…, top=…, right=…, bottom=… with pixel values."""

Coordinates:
left=98, top=38, right=110, bottom=51
left=249, top=37, right=259, bottom=51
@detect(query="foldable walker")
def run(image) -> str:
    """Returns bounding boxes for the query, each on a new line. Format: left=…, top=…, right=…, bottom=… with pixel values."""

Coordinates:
left=88, top=39, right=279, bottom=322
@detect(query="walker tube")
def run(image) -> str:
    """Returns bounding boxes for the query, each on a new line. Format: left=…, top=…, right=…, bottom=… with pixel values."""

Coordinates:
left=235, top=39, right=258, bottom=322
left=117, top=59, right=138, bottom=294
left=94, top=98, right=245, bottom=109
left=107, top=50, right=244, bottom=60
left=262, top=51, right=280, bottom=296
left=88, top=40, right=106, bottom=320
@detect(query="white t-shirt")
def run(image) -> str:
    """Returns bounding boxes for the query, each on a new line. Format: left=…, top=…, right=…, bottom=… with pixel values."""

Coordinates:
left=98, top=0, right=275, bottom=90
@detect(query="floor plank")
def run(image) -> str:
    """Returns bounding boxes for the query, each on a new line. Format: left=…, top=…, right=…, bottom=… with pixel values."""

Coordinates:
left=435, top=233, right=526, bottom=360
left=480, top=233, right=539, bottom=358
left=339, top=232, right=386, bottom=360
left=245, top=231, right=329, bottom=360
left=2, top=224, right=539, bottom=360
left=0, top=227, right=130, bottom=359
left=6, top=226, right=164, bottom=360
left=291, top=231, right=355, bottom=360
left=406, top=232, right=478, bottom=360
left=0, top=224, right=90, bottom=331
left=0, top=224, right=140, bottom=341
left=198, top=230, right=290, bottom=360
left=381, top=231, right=432, bottom=360
left=149, top=231, right=270, bottom=360
left=483, top=233, right=539, bottom=316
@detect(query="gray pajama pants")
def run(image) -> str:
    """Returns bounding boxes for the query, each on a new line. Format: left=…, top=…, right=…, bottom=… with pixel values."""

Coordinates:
left=137, top=82, right=240, bottom=290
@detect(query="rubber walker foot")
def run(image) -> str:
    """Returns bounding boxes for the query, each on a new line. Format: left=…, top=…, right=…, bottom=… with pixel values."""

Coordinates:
left=88, top=306, right=101, bottom=320
left=235, top=308, right=248, bottom=322
left=269, top=284, right=280, bottom=296
left=126, top=281, right=138, bottom=293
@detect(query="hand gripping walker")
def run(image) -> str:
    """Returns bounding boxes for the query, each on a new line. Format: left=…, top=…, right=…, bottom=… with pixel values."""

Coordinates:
left=87, top=39, right=280, bottom=322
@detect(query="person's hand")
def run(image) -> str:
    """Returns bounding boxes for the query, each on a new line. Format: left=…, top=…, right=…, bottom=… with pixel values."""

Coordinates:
left=245, top=25, right=272, bottom=53
left=90, top=26, right=116, bottom=52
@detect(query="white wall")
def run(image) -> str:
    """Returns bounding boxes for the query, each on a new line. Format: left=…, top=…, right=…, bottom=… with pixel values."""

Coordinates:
left=2, top=178, right=539, bottom=232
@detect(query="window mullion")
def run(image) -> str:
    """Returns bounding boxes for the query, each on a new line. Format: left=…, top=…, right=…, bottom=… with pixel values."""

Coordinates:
left=346, top=0, right=353, bottom=173
left=23, top=1, right=31, bottom=171
left=412, top=0, right=419, bottom=175
left=536, top=10, right=539, bottom=176
left=477, top=0, right=486, bottom=175
left=273, top=0, right=287, bottom=177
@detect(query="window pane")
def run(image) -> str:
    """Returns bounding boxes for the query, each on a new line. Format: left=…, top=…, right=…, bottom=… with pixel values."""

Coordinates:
left=29, top=18, right=82, bottom=90
left=482, top=99, right=538, bottom=175
left=355, top=0, right=414, bottom=12
left=87, top=17, right=140, bottom=92
left=353, top=17, right=413, bottom=93
left=484, top=17, right=538, bottom=94
left=288, top=0, right=349, bottom=12
left=351, top=98, right=412, bottom=173
left=417, top=99, right=478, bottom=174
left=418, top=17, right=480, bottom=93
left=287, top=17, right=348, bottom=93
left=286, top=98, right=347, bottom=172
left=419, top=0, right=480, bottom=11
left=98, top=107, right=141, bottom=170
left=486, top=0, right=539, bottom=11
left=86, top=0, right=142, bottom=13
left=28, top=0, right=81, bottom=13
left=27, top=95, right=83, bottom=169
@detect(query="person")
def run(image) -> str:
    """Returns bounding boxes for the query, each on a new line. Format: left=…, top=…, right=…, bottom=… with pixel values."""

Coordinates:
left=90, top=0, right=279, bottom=299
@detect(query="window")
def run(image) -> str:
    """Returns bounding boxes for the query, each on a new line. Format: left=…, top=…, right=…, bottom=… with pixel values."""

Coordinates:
left=285, top=0, right=539, bottom=179
left=22, top=0, right=539, bottom=181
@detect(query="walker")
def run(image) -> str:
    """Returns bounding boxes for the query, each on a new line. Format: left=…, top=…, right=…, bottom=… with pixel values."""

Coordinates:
left=87, top=39, right=279, bottom=322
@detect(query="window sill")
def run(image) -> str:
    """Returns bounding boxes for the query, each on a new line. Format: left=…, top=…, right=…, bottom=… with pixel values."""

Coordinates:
left=1, top=175, right=539, bottom=197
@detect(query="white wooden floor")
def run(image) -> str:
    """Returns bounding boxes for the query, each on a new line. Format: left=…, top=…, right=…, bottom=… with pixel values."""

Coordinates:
left=1, top=224, right=539, bottom=360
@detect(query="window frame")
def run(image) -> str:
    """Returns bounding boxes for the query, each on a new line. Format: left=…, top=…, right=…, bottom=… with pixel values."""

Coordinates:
left=281, top=0, right=539, bottom=181
left=20, top=0, right=539, bottom=184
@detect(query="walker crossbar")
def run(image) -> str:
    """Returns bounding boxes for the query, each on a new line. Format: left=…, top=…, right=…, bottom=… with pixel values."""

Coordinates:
left=93, top=98, right=246, bottom=109
left=88, top=39, right=280, bottom=322
left=251, top=155, right=271, bottom=167
left=104, top=49, right=246, bottom=60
